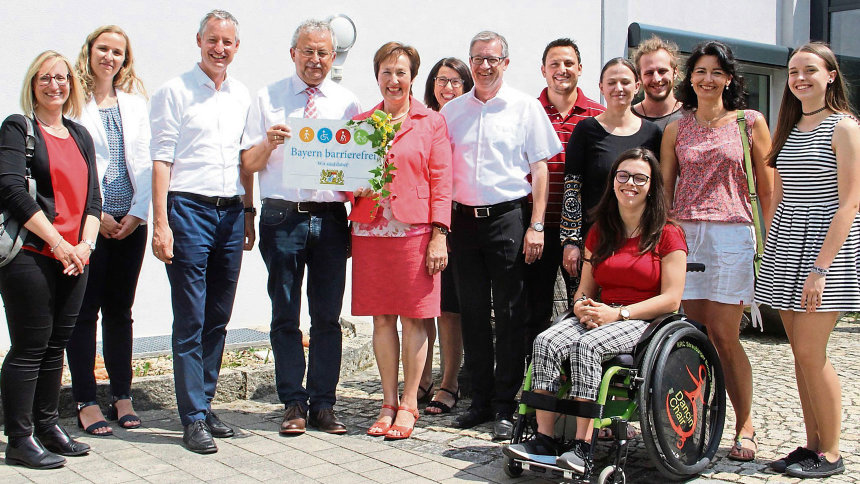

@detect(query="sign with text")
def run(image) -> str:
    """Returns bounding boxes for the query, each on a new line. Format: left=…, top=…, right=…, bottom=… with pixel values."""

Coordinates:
left=282, top=118, right=379, bottom=190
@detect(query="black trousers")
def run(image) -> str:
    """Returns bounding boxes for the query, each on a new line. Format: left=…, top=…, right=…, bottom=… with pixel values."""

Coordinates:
left=450, top=205, right=527, bottom=415
left=523, top=225, right=570, bottom=352
left=0, top=250, right=89, bottom=437
left=66, top=225, right=147, bottom=401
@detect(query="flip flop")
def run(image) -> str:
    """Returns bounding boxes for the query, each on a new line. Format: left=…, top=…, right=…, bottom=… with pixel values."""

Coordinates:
left=425, top=388, right=459, bottom=415
left=728, top=432, right=758, bottom=462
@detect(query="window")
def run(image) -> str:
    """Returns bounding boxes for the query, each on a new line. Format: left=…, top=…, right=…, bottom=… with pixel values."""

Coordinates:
left=811, top=0, right=860, bottom=111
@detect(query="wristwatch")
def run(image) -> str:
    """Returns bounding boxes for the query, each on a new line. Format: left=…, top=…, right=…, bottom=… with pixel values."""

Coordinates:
left=83, top=239, right=97, bottom=252
left=530, top=221, right=545, bottom=232
left=244, top=206, right=257, bottom=216
left=619, top=306, right=631, bottom=321
left=433, top=224, right=449, bottom=236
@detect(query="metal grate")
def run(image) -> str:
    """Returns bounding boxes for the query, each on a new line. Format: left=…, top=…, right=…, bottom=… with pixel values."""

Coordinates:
left=97, top=328, right=271, bottom=358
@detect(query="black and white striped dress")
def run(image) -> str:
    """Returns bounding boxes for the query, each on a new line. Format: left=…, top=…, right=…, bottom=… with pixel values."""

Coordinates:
left=755, top=113, right=860, bottom=311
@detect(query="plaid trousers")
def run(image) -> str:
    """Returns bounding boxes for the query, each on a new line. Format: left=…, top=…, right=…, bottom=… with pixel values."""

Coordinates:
left=531, top=316, right=647, bottom=400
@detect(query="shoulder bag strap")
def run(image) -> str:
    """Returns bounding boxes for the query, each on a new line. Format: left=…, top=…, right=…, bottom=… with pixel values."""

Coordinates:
left=736, top=110, right=763, bottom=277
left=22, top=115, right=36, bottom=199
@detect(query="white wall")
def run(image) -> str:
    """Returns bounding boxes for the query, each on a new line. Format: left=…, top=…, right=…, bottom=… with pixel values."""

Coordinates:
left=0, top=0, right=804, bottom=349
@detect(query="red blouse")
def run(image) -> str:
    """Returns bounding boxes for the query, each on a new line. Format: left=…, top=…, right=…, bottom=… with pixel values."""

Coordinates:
left=586, top=223, right=687, bottom=306
left=24, top=127, right=88, bottom=259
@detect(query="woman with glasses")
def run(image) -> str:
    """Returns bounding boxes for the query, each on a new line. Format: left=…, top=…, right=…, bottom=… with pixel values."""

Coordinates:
left=66, top=25, right=151, bottom=437
left=755, top=42, right=858, bottom=478
left=505, top=148, right=687, bottom=472
left=351, top=42, right=452, bottom=441
left=0, top=51, right=102, bottom=468
left=660, top=40, right=774, bottom=462
left=560, top=58, right=661, bottom=286
left=418, top=57, right=473, bottom=415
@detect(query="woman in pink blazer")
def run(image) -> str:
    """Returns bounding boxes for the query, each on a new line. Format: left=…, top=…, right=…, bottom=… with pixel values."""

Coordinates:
left=350, top=42, right=452, bottom=441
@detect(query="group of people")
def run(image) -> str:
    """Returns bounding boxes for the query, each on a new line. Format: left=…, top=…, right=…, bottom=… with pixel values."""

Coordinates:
left=0, top=9, right=856, bottom=481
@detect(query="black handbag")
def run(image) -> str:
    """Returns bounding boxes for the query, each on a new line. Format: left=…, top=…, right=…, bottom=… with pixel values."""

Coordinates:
left=0, top=115, right=38, bottom=267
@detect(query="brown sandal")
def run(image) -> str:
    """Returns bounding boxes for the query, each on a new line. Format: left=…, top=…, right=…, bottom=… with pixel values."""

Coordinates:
left=728, top=432, right=758, bottom=462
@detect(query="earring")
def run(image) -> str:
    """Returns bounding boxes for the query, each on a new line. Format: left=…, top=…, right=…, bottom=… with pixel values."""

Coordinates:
left=828, top=79, right=834, bottom=84
left=725, top=84, right=729, bottom=90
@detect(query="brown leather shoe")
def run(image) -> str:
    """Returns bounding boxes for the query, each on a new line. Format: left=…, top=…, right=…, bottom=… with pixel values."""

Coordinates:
left=308, top=408, right=347, bottom=434
left=279, top=404, right=306, bottom=435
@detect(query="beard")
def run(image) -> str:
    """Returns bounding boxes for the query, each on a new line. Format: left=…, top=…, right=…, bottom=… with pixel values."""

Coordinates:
left=645, top=85, right=672, bottom=102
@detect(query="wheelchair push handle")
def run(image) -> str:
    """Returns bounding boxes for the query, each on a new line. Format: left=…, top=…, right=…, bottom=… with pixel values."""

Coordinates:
left=686, top=263, right=705, bottom=273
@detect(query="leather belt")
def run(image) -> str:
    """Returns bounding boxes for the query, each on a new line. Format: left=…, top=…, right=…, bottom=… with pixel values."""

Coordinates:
left=453, top=197, right=527, bottom=218
left=170, top=191, right=242, bottom=208
left=263, top=198, right=343, bottom=213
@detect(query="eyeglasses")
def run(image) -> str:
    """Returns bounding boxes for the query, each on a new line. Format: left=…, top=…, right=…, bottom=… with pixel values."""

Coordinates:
left=434, top=76, right=464, bottom=88
left=469, top=56, right=506, bottom=67
left=298, top=49, right=332, bottom=60
left=37, top=74, right=69, bottom=86
left=615, top=170, right=650, bottom=186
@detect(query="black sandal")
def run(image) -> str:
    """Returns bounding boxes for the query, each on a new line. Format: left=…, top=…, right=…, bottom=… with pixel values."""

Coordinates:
left=424, top=387, right=459, bottom=414
left=416, top=382, right=435, bottom=404
left=77, top=401, right=113, bottom=436
left=105, top=395, right=141, bottom=429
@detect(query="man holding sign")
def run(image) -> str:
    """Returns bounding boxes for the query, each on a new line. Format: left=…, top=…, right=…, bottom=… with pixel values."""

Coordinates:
left=240, top=19, right=361, bottom=436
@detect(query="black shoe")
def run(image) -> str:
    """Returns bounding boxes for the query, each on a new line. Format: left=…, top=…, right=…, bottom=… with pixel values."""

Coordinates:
left=503, top=432, right=560, bottom=465
left=205, top=411, right=234, bottom=438
left=455, top=406, right=493, bottom=429
left=4, top=435, right=66, bottom=469
left=183, top=420, right=217, bottom=454
left=786, top=453, right=845, bottom=478
left=492, top=413, right=514, bottom=441
left=770, top=446, right=817, bottom=473
left=35, top=424, right=90, bottom=456
left=556, top=439, right=591, bottom=474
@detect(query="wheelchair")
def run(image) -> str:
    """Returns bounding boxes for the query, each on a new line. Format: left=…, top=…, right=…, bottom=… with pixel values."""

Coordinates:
left=503, top=266, right=726, bottom=483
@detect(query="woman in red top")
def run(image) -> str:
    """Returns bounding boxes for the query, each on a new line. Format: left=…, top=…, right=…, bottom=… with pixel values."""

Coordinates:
left=0, top=51, right=102, bottom=469
left=350, top=42, right=452, bottom=441
left=504, top=148, right=686, bottom=472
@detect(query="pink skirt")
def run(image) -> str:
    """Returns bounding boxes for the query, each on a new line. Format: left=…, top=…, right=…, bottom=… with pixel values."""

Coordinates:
left=351, top=232, right=440, bottom=318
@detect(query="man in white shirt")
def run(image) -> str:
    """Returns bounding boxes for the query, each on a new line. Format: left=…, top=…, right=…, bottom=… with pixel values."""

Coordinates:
left=241, top=19, right=361, bottom=437
left=441, top=31, right=562, bottom=440
left=149, top=9, right=253, bottom=454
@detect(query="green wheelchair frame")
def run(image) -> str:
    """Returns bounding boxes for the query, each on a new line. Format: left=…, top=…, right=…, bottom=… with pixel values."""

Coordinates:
left=504, top=312, right=726, bottom=484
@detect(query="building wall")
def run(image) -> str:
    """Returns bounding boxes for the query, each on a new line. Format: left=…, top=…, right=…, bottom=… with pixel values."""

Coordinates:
left=0, top=0, right=806, bottom=349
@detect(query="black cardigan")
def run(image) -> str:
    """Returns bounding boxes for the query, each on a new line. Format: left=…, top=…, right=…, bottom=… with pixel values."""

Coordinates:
left=0, top=114, right=102, bottom=251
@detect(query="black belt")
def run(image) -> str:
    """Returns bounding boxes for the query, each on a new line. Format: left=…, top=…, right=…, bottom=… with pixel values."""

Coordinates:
left=453, top=197, right=527, bottom=218
left=170, top=191, right=243, bottom=208
left=263, top=198, right=343, bottom=213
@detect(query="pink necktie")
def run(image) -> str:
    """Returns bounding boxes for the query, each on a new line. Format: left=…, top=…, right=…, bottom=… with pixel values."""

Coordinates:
left=304, top=87, right=320, bottom=119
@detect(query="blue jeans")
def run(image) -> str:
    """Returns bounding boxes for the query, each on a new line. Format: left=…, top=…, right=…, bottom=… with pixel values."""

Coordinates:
left=166, top=193, right=244, bottom=425
left=258, top=200, right=348, bottom=411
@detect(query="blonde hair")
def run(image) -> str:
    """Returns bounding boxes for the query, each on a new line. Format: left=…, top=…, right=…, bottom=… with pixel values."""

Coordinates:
left=21, top=51, right=85, bottom=118
left=76, top=25, right=147, bottom=98
left=631, top=35, right=681, bottom=83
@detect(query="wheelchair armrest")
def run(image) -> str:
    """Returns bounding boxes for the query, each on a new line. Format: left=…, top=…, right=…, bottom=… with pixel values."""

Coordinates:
left=520, top=391, right=603, bottom=418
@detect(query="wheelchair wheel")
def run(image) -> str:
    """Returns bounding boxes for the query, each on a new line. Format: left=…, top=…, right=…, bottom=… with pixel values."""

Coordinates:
left=638, top=322, right=726, bottom=480
left=597, top=465, right=625, bottom=484
left=503, top=456, right=523, bottom=478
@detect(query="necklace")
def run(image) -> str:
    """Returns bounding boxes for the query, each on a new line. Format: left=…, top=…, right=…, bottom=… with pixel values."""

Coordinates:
left=640, top=100, right=681, bottom=118
left=390, top=109, right=409, bottom=122
left=802, top=106, right=827, bottom=116
left=696, top=108, right=726, bottom=128
left=34, top=113, right=66, bottom=132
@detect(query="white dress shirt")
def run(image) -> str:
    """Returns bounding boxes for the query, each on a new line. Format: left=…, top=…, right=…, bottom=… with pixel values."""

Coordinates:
left=149, top=64, right=250, bottom=197
left=441, top=83, right=562, bottom=206
left=242, top=75, right=362, bottom=202
left=76, top=91, right=152, bottom=222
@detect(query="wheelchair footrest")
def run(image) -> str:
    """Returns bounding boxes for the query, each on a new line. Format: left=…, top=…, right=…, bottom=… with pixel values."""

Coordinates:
left=520, top=391, right=603, bottom=418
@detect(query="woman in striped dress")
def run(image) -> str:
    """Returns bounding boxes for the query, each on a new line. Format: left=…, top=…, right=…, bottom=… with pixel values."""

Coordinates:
left=755, top=42, right=859, bottom=479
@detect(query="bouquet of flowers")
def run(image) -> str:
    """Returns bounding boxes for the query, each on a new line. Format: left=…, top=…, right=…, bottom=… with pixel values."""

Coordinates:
left=345, top=110, right=402, bottom=213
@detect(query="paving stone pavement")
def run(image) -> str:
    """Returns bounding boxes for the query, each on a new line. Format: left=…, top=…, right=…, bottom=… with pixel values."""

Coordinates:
left=1, top=316, right=857, bottom=483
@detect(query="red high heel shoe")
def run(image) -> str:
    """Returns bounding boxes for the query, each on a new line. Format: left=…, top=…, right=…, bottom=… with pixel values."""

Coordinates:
left=384, top=406, right=419, bottom=440
left=367, top=404, right=398, bottom=436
